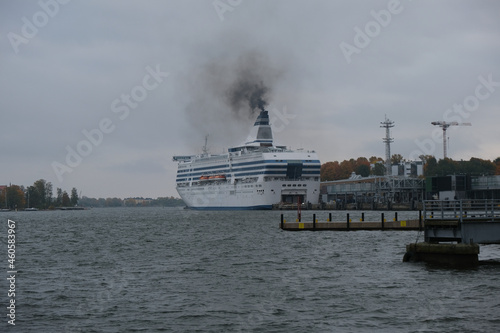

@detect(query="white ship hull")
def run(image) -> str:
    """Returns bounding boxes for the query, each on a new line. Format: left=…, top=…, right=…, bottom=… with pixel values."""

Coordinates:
left=177, top=169, right=320, bottom=210
left=173, top=111, right=321, bottom=210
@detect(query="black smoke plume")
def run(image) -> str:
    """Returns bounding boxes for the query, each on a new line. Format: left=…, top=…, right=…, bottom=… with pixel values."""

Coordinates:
left=227, top=79, right=269, bottom=114
left=224, top=52, right=275, bottom=117
left=179, top=48, right=285, bottom=149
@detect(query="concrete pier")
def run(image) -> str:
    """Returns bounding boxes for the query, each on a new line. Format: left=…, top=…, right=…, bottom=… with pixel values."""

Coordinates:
left=404, top=242, right=479, bottom=267
left=403, top=200, right=500, bottom=267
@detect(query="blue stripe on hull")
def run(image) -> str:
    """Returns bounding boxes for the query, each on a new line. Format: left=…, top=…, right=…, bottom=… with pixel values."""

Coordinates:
left=188, top=205, right=272, bottom=210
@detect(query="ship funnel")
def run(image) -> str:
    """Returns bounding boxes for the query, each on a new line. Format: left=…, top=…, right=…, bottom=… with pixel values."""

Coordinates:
left=244, top=110, right=273, bottom=147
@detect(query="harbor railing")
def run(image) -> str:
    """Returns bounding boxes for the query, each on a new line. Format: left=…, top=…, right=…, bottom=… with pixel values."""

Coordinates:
left=423, top=199, right=500, bottom=222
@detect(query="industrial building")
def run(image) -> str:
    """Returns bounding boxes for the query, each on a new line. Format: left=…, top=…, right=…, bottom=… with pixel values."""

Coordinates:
left=319, top=116, right=498, bottom=210
left=321, top=173, right=425, bottom=210
left=391, top=161, right=424, bottom=177
left=426, top=174, right=500, bottom=200
left=321, top=174, right=500, bottom=210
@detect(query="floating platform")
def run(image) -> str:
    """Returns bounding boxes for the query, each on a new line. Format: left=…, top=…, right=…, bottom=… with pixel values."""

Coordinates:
left=279, top=213, right=421, bottom=231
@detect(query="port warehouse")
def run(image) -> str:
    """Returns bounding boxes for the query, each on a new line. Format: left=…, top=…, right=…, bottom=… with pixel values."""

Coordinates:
left=320, top=174, right=500, bottom=210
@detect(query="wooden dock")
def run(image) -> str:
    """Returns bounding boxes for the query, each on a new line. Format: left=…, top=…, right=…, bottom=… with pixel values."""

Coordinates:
left=280, top=213, right=422, bottom=231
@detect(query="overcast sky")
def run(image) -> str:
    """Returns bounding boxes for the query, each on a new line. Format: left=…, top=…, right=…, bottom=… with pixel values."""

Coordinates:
left=1, top=0, right=499, bottom=198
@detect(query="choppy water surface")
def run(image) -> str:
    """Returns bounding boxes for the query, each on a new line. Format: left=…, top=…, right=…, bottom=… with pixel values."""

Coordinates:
left=1, top=208, right=500, bottom=332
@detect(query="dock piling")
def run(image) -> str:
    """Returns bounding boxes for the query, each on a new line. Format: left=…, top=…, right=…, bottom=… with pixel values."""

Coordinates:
left=381, top=213, right=385, bottom=230
left=418, top=210, right=422, bottom=230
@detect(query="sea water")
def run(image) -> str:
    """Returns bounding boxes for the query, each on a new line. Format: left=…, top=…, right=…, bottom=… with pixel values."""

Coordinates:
left=1, top=207, right=500, bottom=332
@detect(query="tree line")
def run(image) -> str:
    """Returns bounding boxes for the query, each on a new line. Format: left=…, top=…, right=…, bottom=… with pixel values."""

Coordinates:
left=0, top=179, right=78, bottom=210
left=321, top=156, right=385, bottom=181
left=78, top=196, right=184, bottom=207
left=422, top=156, right=500, bottom=176
left=320, top=155, right=500, bottom=181
left=0, top=179, right=185, bottom=210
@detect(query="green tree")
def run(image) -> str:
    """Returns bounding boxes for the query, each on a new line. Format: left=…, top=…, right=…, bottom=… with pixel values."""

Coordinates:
left=424, top=156, right=438, bottom=176
left=33, top=179, right=47, bottom=208
left=45, top=182, right=53, bottom=207
left=26, top=185, right=41, bottom=208
left=5, top=185, right=25, bottom=209
left=105, top=197, right=123, bottom=207
left=0, top=189, right=5, bottom=209
left=70, top=187, right=79, bottom=206
left=465, top=157, right=495, bottom=175
left=369, top=156, right=383, bottom=164
left=56, top=188, right=63, bottom=206
left=391, top=154, right=404, bottom=164
left=125, top=198, right=137, bottom=207
left=437, top=158, right=457, bottom=175
left=372, top=163, right=386, bottom=176
left=154, top=197, right=185, bottom=207
left=62, top=191, right=71, bottom=207
left=423, top=157, right=496, bottom=176
left=355, top=157, right=370, bottom=177
left=356, top=164, right=371, bottom=177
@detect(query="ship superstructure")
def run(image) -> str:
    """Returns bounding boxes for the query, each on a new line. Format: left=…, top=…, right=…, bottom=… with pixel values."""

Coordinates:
left=173, top=110, right=320, bottom=209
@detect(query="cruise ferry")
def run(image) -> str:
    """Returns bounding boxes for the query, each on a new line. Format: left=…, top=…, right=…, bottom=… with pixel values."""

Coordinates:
left=173, top=110, right=321, bottom=209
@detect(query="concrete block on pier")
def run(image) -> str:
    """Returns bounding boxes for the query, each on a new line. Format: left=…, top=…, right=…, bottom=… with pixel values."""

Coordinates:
left=404, top=242, right=479, bottom=267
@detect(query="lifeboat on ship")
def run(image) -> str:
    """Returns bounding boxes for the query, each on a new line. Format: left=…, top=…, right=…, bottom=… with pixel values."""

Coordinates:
left=207, top=174, right=226, bottom=181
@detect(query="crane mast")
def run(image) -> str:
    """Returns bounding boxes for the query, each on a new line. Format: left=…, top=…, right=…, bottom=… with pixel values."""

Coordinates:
left=431, top=121, right=471, bottom=159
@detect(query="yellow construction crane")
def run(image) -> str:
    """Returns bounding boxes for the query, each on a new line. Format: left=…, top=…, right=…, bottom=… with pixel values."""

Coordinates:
left=431, top=121, right=471, bottom=159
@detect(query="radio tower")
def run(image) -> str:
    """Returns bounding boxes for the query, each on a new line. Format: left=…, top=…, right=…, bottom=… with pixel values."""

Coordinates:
left=380, top=115, right=394, bottom=175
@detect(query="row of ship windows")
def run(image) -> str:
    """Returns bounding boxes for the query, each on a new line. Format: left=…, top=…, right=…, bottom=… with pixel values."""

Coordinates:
left=177, top=183, right=264, bottom=188
left=178, top=166, right=320, bottom=175
left=177, top=160, right=321, bottom=174
left=240, top=184, right=263, bottom=188
left=182, top=183, right=264, bottom=189
left=272, top=160, right=314, bottom=162
left=177, top=177, right=319, bottom=183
